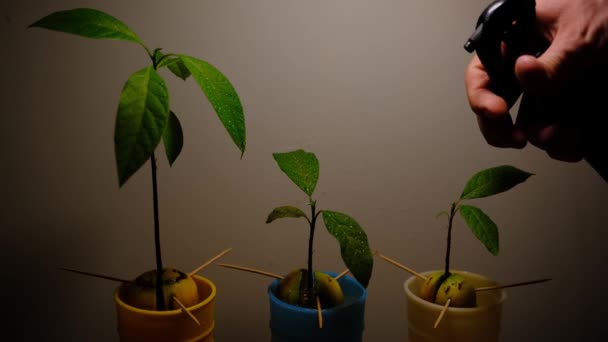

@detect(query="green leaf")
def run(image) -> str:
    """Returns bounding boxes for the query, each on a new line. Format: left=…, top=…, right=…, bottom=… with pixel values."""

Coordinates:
left=459, top=204, right=499, bottom=255
left=322, top=210, right=373, bottom=287
left=163, top=111, right=183, bottom=166
left=266, top=206, right=308, bottom=223
left=30, top=8, right=143, bottom=45
left=156, top=55, right=191, bottom=81
left=460, top=165, right=533, bottom=200
left=272, top=150, right=319, bottom=197
left=168, top=60, right=191, bottom=81
left=115, top=66, right=170, bottom=186
left=179, top=55, right=245, bottom=154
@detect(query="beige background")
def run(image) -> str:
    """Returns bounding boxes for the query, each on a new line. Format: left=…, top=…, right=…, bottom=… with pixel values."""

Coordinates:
left=2, top=0, right=607, bottom=340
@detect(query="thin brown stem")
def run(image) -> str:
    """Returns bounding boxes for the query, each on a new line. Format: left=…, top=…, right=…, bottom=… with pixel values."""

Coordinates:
left=307, top=200, right=317, bottom=294
left=444, top=202, right=457, bottom=277
left=151, top=153, right=165, bottom=311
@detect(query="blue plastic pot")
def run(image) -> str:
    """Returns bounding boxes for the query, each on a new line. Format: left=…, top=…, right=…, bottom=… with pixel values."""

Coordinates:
left=268, top=272, right=367, bottom=342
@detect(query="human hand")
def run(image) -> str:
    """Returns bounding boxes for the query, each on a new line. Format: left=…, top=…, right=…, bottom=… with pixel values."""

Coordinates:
left=465, top=0, right=608, bottom=180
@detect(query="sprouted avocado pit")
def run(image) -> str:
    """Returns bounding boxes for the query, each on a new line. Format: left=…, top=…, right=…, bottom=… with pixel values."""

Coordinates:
left=277, top=269, right=344, bottom=308
left=419, top=165, right=533, bottom=308
left=124, top=268, right=200, bottom=310
left=266, top=149, right=373, bottom=309
left=30, top=8, right=246, bottom=312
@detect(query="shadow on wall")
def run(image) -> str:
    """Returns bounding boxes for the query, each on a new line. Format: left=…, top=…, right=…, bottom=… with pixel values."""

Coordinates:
left=1, top=221, right=118, bottom=341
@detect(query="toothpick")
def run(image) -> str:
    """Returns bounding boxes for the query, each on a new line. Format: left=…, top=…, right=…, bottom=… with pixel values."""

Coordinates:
left=217, top=263, right=283, bottom=279
left=189, top=247, right=233, bottom=276
left=316, top=296, right=323, bottom=329
left=173, top=297, right=200, bottom=327
left=377, top=254, right=428, bottom=281
left=433, top=298, right=451, bottom=329
left=335, top=268, right=349, bottom=280
left=475, top=278, right=552, bottom=292
left=59, top=267, right=134, bottom=284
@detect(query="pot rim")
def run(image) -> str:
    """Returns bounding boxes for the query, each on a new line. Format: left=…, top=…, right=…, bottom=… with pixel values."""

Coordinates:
left=114, top=274, right=216, bottom=316
left=404, top=269, right=507, bottom=313
left=268, top=271, right=367, bottom=313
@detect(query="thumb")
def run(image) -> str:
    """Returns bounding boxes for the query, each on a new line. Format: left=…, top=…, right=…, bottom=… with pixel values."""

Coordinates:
left=514, top=35, right=570, bottom=95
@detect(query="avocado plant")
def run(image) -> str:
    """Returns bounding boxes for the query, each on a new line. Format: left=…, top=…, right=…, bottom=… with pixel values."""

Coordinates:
left=266, top=149, right=373, bottom=308
left=420, top=165, right=533, bottom=307
left=30, top=8, right=245, bottom=311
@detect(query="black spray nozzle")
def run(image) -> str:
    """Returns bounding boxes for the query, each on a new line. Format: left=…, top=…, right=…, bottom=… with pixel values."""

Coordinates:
left=465, top=0, right=536, bottom=53
left=464, top=0, right=540, bottom=97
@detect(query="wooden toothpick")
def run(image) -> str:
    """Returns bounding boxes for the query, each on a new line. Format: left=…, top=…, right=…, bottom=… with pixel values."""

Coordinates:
left=316, top=296, right=323, bottom=329
left=59, top=267, right=134, bottom=284
left=377, top=253, right=428, bottom=281
left=173, top=297, right=201, bottom=327
left=433, top=298, right=451, bottom=329
left=335, top=268, right=349, bottom=280
left=189, top=247, right=233, bottom=276
left=475, top=278, right=552, bottom=292
left=217, top=263, right=284, bottom=279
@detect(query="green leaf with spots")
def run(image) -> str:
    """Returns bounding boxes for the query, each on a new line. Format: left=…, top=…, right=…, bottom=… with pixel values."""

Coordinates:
left=115, top=66, right=169, bottom=186
left=322, top=210, right=373, bottom=287
left=460, top=165, right=533, bottom=200
left=163, top=111, right=183, bottom=166
left=179, top=55, right=245, bottom=154
left=266, top=206, right=308, bottom=223
left=272, top=150, right=319, bottom=197
left=30, top=8, right=144, bottom=46
left=459, top=204, right=499, bottom=255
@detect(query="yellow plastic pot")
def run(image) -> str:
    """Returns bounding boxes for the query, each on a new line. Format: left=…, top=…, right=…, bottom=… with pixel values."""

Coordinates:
left=114, top=275, right=216, bottom=342
left=404, top=270, right=506, bottom=342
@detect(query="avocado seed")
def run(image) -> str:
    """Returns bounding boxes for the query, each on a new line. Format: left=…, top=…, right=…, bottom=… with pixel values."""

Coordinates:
left=123, top=268, right=199, bottom=310
left=419, top=271, right=476, bottom=308
left=276, top=269, right=344, bottom=308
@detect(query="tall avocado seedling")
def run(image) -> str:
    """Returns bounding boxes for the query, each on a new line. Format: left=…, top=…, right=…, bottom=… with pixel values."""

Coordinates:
left=30, top=8, right=246, bottom=311
left=267, top=149, right=373, bottom=308
left=420, top=165, right=533, bottom=307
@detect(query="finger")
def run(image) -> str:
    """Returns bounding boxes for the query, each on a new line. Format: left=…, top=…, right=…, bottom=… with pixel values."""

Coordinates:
left=545, top=123, right=584, bottom=162
left=477, top=114, right=527, bottom=149
left=515, top=95, right=553, bottom=149
left=465, top=55, right=510, bottom=118
left=515, top=30, right=583, bottom=95
left=516, top=96, right=583, bottom=162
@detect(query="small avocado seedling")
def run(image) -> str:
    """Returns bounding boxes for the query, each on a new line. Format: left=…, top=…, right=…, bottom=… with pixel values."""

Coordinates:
left=420, top=165, right=533, bottom=308
left=267, top=149, right=373, bottom=308
left=31, top=8, right=245, bottom=311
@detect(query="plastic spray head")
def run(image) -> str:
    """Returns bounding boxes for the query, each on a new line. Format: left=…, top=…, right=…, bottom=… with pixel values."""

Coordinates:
left=464, top=0, right=536, bottom=54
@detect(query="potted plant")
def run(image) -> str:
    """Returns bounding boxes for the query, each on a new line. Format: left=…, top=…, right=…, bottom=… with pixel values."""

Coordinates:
left=30, top=8, right=245, bottom=341
left=380, top=165, right=548, bottom=342
left=221, top=149, right=373, bottom=342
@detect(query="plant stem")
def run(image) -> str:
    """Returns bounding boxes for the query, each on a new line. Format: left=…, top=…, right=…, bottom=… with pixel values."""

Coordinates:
left=307, top=199, right=317, bottom=295
left=444, top=202, right=457, bottom=277
left=151, top=152, right=165, bottom=311
left=148, top=54, right=165, bottom=311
